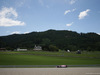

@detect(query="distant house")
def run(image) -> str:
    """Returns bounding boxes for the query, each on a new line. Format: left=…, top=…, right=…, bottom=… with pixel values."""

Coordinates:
left=17, top=48, right=27, bottom=51
left=76, top=50, right=81, bottom=54
left=33, top=45, right=42, bottom=51
left=67, top=50, right=70, bottom=52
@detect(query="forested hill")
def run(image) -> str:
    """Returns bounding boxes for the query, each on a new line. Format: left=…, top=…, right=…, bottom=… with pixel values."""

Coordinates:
left=0, top=29, right=100, bottom=51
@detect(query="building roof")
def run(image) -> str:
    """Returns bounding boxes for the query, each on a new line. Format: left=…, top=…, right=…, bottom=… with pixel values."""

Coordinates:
left=33, top=45, right=42, bottom=50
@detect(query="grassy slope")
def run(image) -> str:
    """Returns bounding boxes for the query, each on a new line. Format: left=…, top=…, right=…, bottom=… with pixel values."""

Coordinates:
left=0, top=51, right=100, bottom=65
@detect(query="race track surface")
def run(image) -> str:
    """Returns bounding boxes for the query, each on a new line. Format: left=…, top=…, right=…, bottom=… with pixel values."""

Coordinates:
left=0, top=68, right=100, bottom=75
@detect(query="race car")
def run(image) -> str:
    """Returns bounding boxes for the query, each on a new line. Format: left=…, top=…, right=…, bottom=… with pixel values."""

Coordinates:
left=56, top=65, right=67, bottom=68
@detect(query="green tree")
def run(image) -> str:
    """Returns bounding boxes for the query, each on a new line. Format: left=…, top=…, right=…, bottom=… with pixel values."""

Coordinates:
left=42, top=38, right=51, bottom=46
left=49, top=45, right=59, bottom=51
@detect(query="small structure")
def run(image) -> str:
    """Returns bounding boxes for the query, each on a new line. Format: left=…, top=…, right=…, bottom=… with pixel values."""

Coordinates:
left=17, top=48, right=27, bottom=51
left=33, top=45, right=42, bottom=51
left=67, top=50, right=70, bottom=52
left=76, top=50, right=81, bottom=54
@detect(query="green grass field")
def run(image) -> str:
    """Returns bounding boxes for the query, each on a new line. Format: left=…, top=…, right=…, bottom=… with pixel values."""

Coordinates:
left=0, top=51, right=100, bottom=65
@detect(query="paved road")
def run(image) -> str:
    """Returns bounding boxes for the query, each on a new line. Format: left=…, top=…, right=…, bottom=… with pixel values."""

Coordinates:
left=0, top=68, right=100, bottom=75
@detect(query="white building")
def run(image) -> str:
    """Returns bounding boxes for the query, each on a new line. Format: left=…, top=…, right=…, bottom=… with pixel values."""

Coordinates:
left=33, top=45, right=42, bottom=51
left=17, top=48, right=27, bottom=51
left=67, top=50, right=70, bottom=52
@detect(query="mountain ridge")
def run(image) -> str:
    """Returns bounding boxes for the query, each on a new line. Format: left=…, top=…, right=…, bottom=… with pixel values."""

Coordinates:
left=0, top=29, right=100, bottom=51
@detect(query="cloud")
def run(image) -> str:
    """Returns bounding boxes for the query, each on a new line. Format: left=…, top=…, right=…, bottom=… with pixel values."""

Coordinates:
left=46, top=5, right=50, bottom=8
left=16, top=0, right=28, bottom=7
left=11, top=31, right=20, bottom=34
left=24, top=31, right=30, bottom=34
left=97, top=33, right=100, bottom=35
left=66, top=22, right=73, bottom=26
left=38, top=0, right=50, bottom=8
left=72, top=8, right=76, bottom=11
left=78, top=9, right=90, bottom=20
left=38, top=0, right=44, bottom=6
left=69, top=0, right=76, bottom=5
left=11, top=31, right=30, bottom=34
left=64, top=10, right=71, bottom=15
left=64, top=8, right=76, bottom=15
left=0, top=7, right=25, bottom=27
left=68, top=29, right=72, bottom=31
left=15, top=0, right=32, bottom=9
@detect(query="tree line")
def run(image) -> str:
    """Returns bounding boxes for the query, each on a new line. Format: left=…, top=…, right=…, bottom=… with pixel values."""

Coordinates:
left=0, top=29, right=100, bottom=51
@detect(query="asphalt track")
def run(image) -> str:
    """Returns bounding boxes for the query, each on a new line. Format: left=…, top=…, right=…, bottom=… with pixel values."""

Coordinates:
left=0, top=65, right=100, bottom=68
left=0, top=68, right=100, bottom=75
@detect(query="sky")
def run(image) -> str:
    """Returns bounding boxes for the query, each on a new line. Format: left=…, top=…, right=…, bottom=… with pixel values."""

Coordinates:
left=0, top=0, right=100, bottom=36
